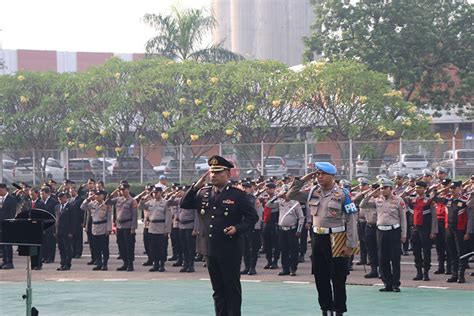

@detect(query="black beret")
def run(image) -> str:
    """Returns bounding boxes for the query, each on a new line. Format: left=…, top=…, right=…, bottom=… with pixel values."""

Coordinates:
left=242, top=182, right=252, bottom=188
left=95, top=190, right=107, bottom=196
left=415, top=181, right=428, bottom=188
left=119, top=183, right=130, bottom=190
left=266, top=182, right=276, bottom=189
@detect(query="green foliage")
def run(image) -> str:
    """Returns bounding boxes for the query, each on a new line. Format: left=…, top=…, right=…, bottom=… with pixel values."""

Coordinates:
left=143, top=6, right=243, bottom=63
left=304, top=0, right=473, bottom=114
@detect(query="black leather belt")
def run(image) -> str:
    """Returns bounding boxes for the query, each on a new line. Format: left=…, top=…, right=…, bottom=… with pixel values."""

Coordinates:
left=180, top=220, right=194, bottom=225
left=93, top=220, right=107, bottom=225
left=151, top=219, right=165, bottom=223
left=117, top=218, right=132, bottom=224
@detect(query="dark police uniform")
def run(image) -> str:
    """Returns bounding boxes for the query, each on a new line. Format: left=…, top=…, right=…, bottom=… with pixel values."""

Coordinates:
left=180, top=156, right=258, bottom=316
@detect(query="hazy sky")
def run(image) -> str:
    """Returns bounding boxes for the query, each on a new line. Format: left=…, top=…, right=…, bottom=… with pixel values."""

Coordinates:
left=0, top=0, right=211, bottom=53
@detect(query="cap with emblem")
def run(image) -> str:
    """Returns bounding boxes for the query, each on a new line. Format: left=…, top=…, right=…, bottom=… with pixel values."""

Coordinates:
left=159, top=175, right=167, bottom=180
left=378, top=178, right=394, bottom=187
left=407, top=174, right=417, bottom=181
left=357, top=177, right=369, bottom=185
left=422, top=169, right=433, bottom=177
left=95, top=190, right=107, bottom=196
left=208, top=155, right=234, bottom=172
left=314, top=162, right=337, bottom=175
left=242, top=181, right=252, bottom=188
left=451, top=181, right=462, bottom=188
left=339, top=179, right=351, bottom=189
left=119, top=183, right=130, bottom=190
left=152, top=185, right=163, bottom=192
left=415, top=181, right=427, bottom=188
left=441, top=178, right=452, bottom=186
left=436, top=166, right=448, bottom=174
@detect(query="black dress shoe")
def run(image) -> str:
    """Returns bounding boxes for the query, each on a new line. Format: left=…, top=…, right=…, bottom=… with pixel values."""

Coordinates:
left=356, top=261, right=367, bottom=266
left=270, top=263, right=278, bottom=270
left=186, top=266, right=195, bottom=273
left=116, top=256, right=122, bottom=260
left=172, top=261, right=183, bottom=267
left=379, top=287, right=393, bottom=292
left=240, top=268, right=250, bottom=275
left=433, top=269, right=445, bottom=275
left=117, top=265, right=127, bottom=271
left=87, top=260, right=95, bottom=265
left=413, top=273, right=423, bottom=281
left=364, top=270, right=379, bottom=278
left=423, top=273, right=430, bottom=281
left=92, top=266, right=102, bottom=271
left=290, top=271, right=296, bottom=276
left=393, top=286, right=400, bottom=292
left=457, top=275, right=466, bottom=283
left=142, top=261, right=153, bottom=266
left=168, top=255, right=178, bottom=261
left=101, top=265, right=108, bottom=271
left=149, top=266, right=159, bottom=272
left=32, top=266, right=42, bottom=271
left=263, top=263, right=271, bottom=269
left=248, top=267, right=256, bottom=275
left=127, top=263, right=134, bottom=272
left=446, top=276, right=458, bottom=283
left=179, top=266, right=189, bottom=272
left=2, top=263, right=14, bottom=269
left=44, top=259, right=54, bottom=264
left=278, top=270, right=290, bottom=276
left=56, top=266, right=65, bottom=271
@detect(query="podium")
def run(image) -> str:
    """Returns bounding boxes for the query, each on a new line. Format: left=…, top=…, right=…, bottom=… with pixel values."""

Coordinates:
left=0, top=209, right=56, bottom=316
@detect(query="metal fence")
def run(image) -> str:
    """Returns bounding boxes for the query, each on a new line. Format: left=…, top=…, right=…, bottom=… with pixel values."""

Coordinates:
left=1, top=138, right=473, bottom=186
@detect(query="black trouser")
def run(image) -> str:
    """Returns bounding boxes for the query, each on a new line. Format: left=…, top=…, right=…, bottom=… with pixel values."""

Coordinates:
left=207, top=253, right=242, bottom=316
left=365, top=224, right=378, bottom=268
left=263, top=222, right=279, bottom=264
left=279, top=228, right=299, bottom=272
left=170, top=227, right=182, bottom=259
left=91, top=234, right=109, bottom=266
left=434, top=219, right=450, bottom=271
left=179, top=228, right=196, bottom=268
left=149, top=233, right=167, bottom=263
left=31, top=246, right=42, bottom=269
left=87, top=229, right=96, bottom=262
left=143, top=228, right=151, bottom=262
left=298, top=225, right=308, bottom=256
left=43, top=227, right=56, bottom=262
left=403, top=213, right=413, bottom=253
left=57, top=234, right=73, bottom=268
left=117, top=228, right=135, bottom=264
left=1, top=245, right=13, bottom=265
left=72, top=226, right=83, bottom=257
left=446, top=228, right=469, bottom=275
left=242, top=229, right=261, bottom=269
left=412, top=224, right=432, bottom=271
left=312, top=233, right=348, bottom=314
left=357, top=221, right=367, bottom=263
left=377, top=227, right=402, bottom=288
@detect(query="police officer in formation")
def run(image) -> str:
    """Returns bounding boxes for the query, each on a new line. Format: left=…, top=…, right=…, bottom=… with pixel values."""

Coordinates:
left=180, top=155, right=258, bottom=316
left=106, top=183, right=138, bottom=271
left=81, top=190, right=111, bottom=270
left=362, top=178, right=407, bottom=292
left=288, top=162, right=358, bottom=316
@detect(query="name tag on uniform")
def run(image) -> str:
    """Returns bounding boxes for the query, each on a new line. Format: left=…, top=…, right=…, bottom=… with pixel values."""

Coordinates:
left=223, top=199, right=235, bottom=205
left=457, top=202, right=463, bottom=207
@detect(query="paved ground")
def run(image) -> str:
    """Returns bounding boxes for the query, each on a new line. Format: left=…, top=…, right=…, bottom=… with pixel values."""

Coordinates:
left=1, top=223, right=473, bottom=315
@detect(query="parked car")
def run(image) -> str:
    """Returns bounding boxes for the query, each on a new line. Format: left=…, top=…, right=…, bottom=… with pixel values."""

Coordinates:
left=355, top=158, right=369, bottom=177
left=257, top=156, right=288, bottom=177
left=14, top=157, right=64, bottom=183
left=194, top=156, right=209, bottom=175
left=163, top=159, right=180, bottom=182
left=307, top=153, right=334, bottom=170
left=153, top=161, right=168, bottom=176
left=432, top=149, right=474, bottom=176
left=66, top=158, right=94, bottom=181
left=111, top=157, right=156, bottom=182
left=387, top=154, right=429, bottom=176
left=2, top=159, right=16, bottom=184
left=285, top=158, right=305, bottom=176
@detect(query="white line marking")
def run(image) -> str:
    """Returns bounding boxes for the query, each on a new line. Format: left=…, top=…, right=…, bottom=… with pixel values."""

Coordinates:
left=151, top=278, right=177, bottom=281
left=56, top=279, right=81, bottom=282
left=373, top=283, right=384, bottom=286
left=241, top=279, right=262, bottom=283
left=199, top=278, right=210, bottom=281
left=103, top=279, right=128, bottom=282
left=418, top=286, right=449, bottom=290
left=282, top=281, right=310, bottom=284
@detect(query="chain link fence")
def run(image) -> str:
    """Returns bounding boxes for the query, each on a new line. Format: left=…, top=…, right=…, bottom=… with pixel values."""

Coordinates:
left=1, top=138, right=473, bottom=186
